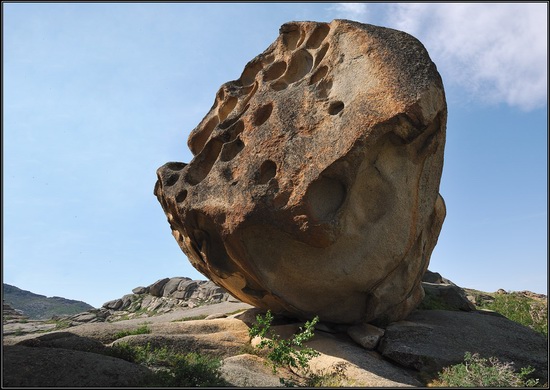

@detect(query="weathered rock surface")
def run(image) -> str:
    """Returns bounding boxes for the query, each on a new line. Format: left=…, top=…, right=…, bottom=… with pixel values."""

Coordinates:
left=377, top=309, right=548, bottom=382
left=306, top=331, right=422, bottom=387
left=3, top=345, right=152, bottom=387
left=2, top=291, right=547, bottom=387
left=220, top=353, right=290, bottom=387
left=155, top=19, right=447, bottom=325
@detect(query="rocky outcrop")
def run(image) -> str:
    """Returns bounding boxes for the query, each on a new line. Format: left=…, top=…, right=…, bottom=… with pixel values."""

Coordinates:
left=155, top=19, right=447, bottom=325
left=420, top=270, right=476, bottom=311
left=89, top=277, right=233, bottom=323
left=3, top=345, right=152, bottom=387
left=2, top=290, right=547, bottom=386
left=377, top=309, right=548, bottom=382
left=3, top=301, right=28, bottom=322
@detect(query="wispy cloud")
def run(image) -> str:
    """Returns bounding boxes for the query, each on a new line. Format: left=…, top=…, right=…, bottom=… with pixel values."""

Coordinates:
left=327, top=3, right=368, bottom=21
left=386, top=3, right=547, bottom=111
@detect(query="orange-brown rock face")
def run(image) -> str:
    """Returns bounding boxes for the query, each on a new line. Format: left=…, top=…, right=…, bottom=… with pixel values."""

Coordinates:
left=154, top=20, right=447, bottom=325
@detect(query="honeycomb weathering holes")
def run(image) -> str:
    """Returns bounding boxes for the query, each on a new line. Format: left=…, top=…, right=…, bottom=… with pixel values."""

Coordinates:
left=328, top=101, right=344, bottom=115
left=253, top=103, right=273, bottom=127
left=307, top=177, right=347, bottom=221
left=240, top=58, right=263, bottom=86
left=263, top=61, right=287, bottom=82
left=310, top=65, right=328, bottom=85
left=257, top=160, right=277, bottom=184
left=284, top=50, right=313, bottom=85
left=192, top=116, right=219, bottom=155
left=220, top=137, right=245, bottom=162
left=175, top=190, right=188, bottom=203
left=314, top=43, right=330, bottom=68
left=305, top=24, right=330, bottom=49
left=281, top=25, right=301, bottom=50
left=218, top=96, right=238, bottom=122
left=163, top=172, right=180, bottom=187
left=186, top=139, right=223, bottom=185
left=164, top=162, right=187, bottom=171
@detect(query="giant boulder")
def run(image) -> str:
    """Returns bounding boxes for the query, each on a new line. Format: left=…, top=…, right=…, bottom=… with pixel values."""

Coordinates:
left=154, top=19, right=447, bottom=325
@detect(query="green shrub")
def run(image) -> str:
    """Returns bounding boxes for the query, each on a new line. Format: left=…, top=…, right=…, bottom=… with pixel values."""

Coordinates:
left=477, top=293, right=547, bottom=337
left=249, top=310, right=321, bottom=386
left=304, top=362, right=350, bottom=387
left=146, top=351, right=226, bottom=387
left=433, top=352, right=539, bottom=387
left=172, top=314, right=208, bottom=322
left=107, top=342, right=227, bottom=386
left=113, top=324, right=151, bottom=340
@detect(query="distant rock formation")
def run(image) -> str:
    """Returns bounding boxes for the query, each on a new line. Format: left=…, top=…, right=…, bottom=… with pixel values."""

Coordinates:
left=3, top=301, right=28, bottom=322
left=3, top=284, right=94, bottom=320
left=155, top=19, right=447, bottom=325
left=56, top=277, right=235, bottom=325
left=101, top=277, right=232, bottom=319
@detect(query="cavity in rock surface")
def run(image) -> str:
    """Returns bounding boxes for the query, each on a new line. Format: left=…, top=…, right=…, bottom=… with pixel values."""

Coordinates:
left=155, top=19, right=447, bottom=325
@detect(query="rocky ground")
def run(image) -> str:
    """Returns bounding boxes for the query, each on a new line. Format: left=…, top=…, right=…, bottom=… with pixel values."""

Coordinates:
left=3, top=272, right=548, bottom=387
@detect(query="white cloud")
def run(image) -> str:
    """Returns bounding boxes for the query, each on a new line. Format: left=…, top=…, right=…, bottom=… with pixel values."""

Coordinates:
left=327, top=3, right=368, bottom=21
left=386, top=3, right=547, bottom=111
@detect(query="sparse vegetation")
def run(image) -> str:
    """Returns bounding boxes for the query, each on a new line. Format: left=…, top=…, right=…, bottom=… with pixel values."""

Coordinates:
left=107, top=342, right=227, bottom=386
left=249, top=310, right=320, bottom=375
left=249, top=310, right=339, bottom=386
left=113, top=324, right=151, bottom=340
left=468, top=290, right=548, bottom=337
left=172, top=314, right=208, bottom=322
left=40, top=318, right=72, bottom=332
left=417, top=289, right=459, bottom=311
left=430, top=352, right=539, bottom=387
left=304, top=362, right=351, bottom=387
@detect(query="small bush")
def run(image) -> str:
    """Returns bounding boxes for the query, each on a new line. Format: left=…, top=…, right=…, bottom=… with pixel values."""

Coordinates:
left=477, top=293, right=547, bottom=337
left=107, top=342, right=227, bottom=386
left=113, top=324, right=151, bottom=340
left=172, top=314, right=208, bottom=322
left=304, top=362, right=350, bottom=387
left=249, top=310, right=320, bottom=375
left=146, top=351, right=226, bottom=387
left=433, top=352, right=539, bottom=387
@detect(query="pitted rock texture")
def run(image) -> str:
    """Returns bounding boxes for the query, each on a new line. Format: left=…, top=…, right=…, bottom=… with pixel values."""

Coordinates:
left=155, top=20, right=447, bottom=325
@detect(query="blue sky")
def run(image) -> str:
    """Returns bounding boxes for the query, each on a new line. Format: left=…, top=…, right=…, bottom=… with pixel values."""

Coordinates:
left=3, top=3, right=547, bottom=308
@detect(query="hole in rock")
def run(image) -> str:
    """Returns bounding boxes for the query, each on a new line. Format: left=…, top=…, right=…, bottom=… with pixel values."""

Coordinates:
left=314, top=43, right=330, bottom=68
left=191, top=116, right=219, bottom=155
left=316, top=78, right=333, bottom=99
left=257, top=160, right=277, bottom=184
left=163, top=173, right=179, bottom=187
left=282, top=26, right=301, bottom=50
left=309, top=65, right=328, bottom=85
left=164, top=162, right=187, bottom=171
left=218, top=96, right=238, bottom=122
left=186, top=139, right=223, bottom=185
left=328, top=100, right=344, bottom=115
left=253, top=103, right=273, bottom=127
left=220, top=137, right=245, bottom=162
left=307, top=176, right=347, bottom=221
left=271, top=81, right=288, bottom=91
left=295, top=28, right=306, bottom=48
left=306, top=24, right=330, bottom=49
left=175, top=190, right=188, bottom=203
left=240, top=58, right=263, bottom=86
left=263, top=61, right=287, bottom=82
left=228, top=120, right=245, bottom=141
left=284, top=50, right=313, bottom=85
